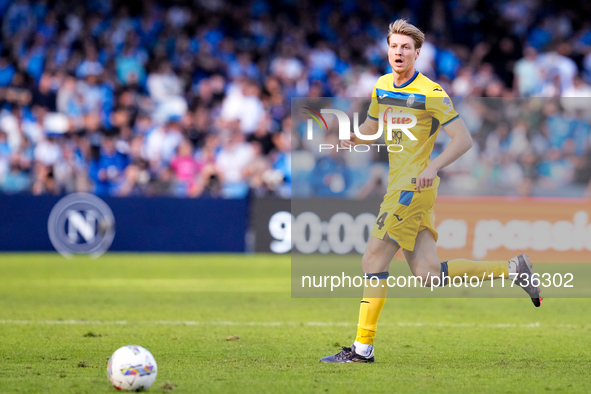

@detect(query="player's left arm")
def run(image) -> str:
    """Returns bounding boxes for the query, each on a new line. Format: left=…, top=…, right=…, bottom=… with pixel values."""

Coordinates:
left=415, top=117, right=473, bottom=192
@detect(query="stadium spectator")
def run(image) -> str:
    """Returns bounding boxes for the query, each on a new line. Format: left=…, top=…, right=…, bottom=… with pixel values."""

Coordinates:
left=89, top=135, right=128, bottom=195
left=537, top=42, right=578, bottom=93
left=145, top=116, right=183, bottom=166
left=309, top=134, right=352, bottom=198
left=170, top=138, right=202, bottom=196
left=146, top=61, right=183, bottom=102
left=513, top=47, right=541, bottom=97
left=53, top=143, right=85, bottom=194
left=0, top=130, right=11, bottom=179
left=34, top=134, right=60, bottom=167
left=215, top=126, right=255, bottom=198
left=0, top=54, right=16, bottom=87
left=562, top=75, right=591, bottom=98
left=1, top=157, right=30, bottom=194
left=270, top=129, right=291, bottom=198
left=220, top=78, right=264, bottom=134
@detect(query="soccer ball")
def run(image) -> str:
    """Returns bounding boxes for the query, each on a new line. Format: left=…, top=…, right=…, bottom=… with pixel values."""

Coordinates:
left=107, top=345, right=158, bottom=391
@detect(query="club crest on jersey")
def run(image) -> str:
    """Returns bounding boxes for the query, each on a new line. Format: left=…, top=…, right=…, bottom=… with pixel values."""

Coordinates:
left=406, top=94, right=415, bottom=107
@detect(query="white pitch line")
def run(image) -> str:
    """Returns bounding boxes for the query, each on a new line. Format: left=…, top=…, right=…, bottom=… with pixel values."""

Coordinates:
left=0, top=320, right=543, bottom=328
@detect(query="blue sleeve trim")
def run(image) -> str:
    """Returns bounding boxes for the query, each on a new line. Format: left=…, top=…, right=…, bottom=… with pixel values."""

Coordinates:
left=367, top=112, right=378, bottom=121
left=442, top=115, right=460, bottom=127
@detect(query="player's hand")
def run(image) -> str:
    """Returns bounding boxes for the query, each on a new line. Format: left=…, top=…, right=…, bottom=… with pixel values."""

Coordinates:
left=414, top=165, right=438, bottom=193
left=340, top=132, right=356, bottom=149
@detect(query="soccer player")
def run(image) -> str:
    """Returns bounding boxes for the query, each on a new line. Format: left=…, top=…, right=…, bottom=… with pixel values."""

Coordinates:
left=320, top=19, right=541, bottom=364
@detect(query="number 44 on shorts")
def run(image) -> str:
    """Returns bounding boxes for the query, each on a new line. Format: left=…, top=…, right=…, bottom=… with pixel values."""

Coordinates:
left=376, top=212, right=387, bottom=230
left=375, top=212, right=403, bottom=230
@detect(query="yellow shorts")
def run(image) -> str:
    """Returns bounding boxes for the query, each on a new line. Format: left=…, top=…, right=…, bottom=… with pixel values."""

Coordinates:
left=370, top=189, right=438, bottom=251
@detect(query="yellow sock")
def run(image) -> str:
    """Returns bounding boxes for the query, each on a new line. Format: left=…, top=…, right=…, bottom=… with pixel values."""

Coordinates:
left=355, top=274, right=388, bottom=345
left=445, top=259, right=509, bottom=280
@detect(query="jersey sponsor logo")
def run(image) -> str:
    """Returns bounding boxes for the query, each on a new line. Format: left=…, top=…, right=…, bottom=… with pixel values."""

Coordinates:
left=382, top=106, right=393, bottom=123
left=47, top=193, right=115, bottom=258
left=391, top=130, right=403, bottom=144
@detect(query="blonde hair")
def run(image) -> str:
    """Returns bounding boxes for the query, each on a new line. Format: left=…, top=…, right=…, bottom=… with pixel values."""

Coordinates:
left=387, top=19, right=425, bottom=49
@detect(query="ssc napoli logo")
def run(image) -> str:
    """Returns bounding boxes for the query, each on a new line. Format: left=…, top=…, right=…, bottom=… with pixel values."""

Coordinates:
left=47, top=193, right=115, bottom=258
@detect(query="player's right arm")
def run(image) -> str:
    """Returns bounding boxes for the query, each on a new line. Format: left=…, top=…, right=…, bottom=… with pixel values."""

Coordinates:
left=341, top=117, right=380, bottom=148
left=342, top=87, right=381, bottom=148
left=414, top=85, right=471, bottom=192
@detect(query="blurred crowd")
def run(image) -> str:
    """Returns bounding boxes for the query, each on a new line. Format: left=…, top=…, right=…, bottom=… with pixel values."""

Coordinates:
left=291, top=97, right=591, bottom=198
left=1, top=0, right=591, bottom=198
left=438, top=97, right=591, bottom=197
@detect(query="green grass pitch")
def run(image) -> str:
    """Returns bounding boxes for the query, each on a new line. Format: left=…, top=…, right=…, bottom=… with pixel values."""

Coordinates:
left=0, top=253, right=590, bottom=393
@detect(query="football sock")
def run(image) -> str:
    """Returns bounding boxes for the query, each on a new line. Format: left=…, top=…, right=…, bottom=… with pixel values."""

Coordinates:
left=353, top=341, right=373, bottom=356
left=355, top=272, right=388, bottom=346
left=444, top=259, right=509, bottom=281
left=508, top=259, right=518, bottom=274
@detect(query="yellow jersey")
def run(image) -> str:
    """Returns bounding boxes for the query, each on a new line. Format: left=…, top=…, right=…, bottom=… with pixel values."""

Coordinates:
left=367, top=70, right=460, bottom=192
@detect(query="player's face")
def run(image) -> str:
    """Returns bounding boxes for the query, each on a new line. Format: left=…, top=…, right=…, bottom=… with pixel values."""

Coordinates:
left=388, top=34, right=420, bottom=74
